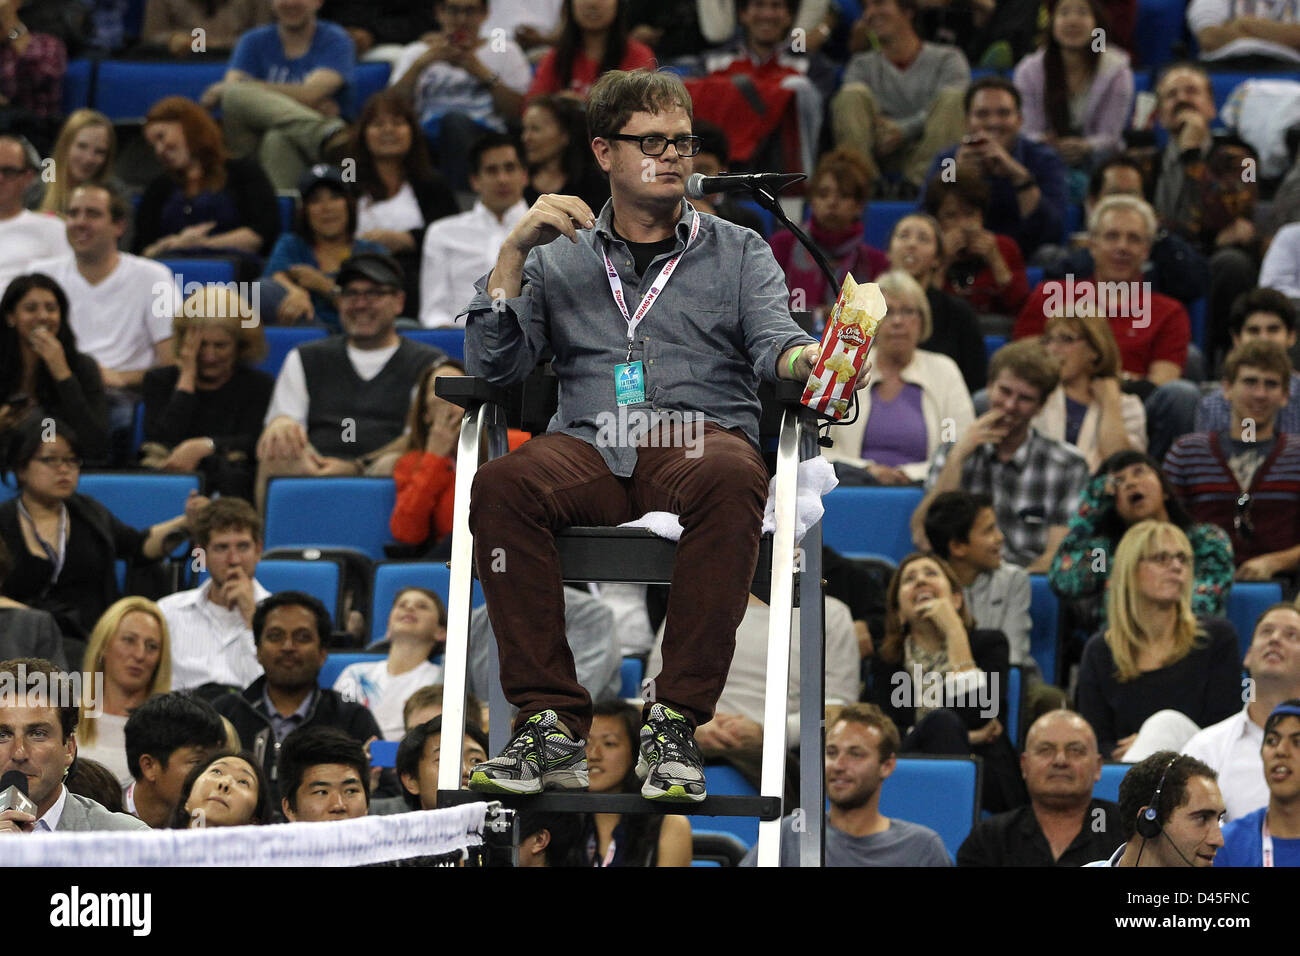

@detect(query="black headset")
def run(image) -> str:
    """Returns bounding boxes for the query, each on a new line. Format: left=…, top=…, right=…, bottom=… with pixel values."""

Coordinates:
left=1136, top=754, right=1179, bottom=840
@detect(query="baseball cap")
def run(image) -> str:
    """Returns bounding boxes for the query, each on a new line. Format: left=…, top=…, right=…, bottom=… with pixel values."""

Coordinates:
left=298, top=163, right=348, bottom=197
left=337, top=251, right=404, bottom=290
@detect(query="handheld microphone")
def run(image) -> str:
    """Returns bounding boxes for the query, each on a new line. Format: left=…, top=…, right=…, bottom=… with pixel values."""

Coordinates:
left=0, top=770, right=36, bottom=817
left=685, top=172, right=806, bottom=199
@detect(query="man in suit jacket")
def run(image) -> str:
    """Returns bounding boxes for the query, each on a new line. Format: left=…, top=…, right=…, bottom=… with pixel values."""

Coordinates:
left=0, top=657, right=149, bottom=834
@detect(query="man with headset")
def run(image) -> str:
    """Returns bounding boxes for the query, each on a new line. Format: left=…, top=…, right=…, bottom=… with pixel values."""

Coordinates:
left=1086, top=751, right=1226, bottom=867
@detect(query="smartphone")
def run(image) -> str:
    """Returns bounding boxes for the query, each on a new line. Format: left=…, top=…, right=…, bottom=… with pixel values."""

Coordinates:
left=370, top=739, right=399, bottom=769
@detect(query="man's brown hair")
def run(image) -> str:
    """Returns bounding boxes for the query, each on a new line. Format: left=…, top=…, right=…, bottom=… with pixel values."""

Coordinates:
left=0, top=658, right=78, bottom=740
left=988, top=339, right=1061, bottom=404
left=1222, top=339, right=1293, bottom=387
left=587, top=70, right=693, bottom=142
left=193, top=497, right=262, bottom=548
left=831, top=703, right=901, bottom=762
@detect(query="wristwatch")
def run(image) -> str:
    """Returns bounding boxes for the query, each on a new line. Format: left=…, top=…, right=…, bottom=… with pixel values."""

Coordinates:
left=8, top=24, right=27, bottom=41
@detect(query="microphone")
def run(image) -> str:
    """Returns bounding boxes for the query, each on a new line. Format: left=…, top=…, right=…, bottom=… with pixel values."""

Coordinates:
left=685, top=172, right=806, bottom=199
left=0, top=770, right=36, bottom=817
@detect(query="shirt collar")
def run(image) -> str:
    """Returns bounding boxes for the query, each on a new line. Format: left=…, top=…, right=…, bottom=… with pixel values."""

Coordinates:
left=595, top=199, right=696, bottom=245
left=472, top=198, right=529, bottom=228
left=34, top=783, right=68, bottom=833
left=261, top=686, right=315, bottom=722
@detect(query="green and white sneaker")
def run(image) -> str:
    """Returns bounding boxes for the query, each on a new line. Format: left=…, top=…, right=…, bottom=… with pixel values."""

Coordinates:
left=636, top=703, right=707, bottom=803
left=467, top=710, right=588, bottom=795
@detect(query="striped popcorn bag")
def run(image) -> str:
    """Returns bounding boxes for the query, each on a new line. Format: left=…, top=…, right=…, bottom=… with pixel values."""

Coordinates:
left=800, top=274, right=886, bottom=419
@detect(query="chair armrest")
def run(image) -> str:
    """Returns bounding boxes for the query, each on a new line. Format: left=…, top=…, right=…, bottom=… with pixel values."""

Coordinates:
left=433, top=375, right=512, bottom=412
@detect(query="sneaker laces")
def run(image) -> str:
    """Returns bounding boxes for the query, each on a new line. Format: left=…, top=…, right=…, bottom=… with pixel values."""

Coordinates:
left=652, top=713, right=702, bottom=766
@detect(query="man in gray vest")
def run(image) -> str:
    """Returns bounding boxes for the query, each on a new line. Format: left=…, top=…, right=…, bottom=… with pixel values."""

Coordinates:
left=256, top=252, right=444, bottom=508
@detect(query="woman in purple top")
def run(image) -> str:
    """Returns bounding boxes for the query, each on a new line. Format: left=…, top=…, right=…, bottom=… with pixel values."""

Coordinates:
left=1012, top=0, right=1134, bottom=170
left=768, top=148, right=887, bottom=324
left=823, top=270, right=974, bottom=485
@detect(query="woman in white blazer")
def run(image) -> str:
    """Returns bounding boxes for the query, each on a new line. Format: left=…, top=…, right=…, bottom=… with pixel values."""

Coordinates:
left=824, top=270, right=975, bottom=484
left=1032, top=313, right=1146, bottom=471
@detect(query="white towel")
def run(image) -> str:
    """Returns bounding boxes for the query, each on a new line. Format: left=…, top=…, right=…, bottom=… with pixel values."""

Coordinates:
left=1222, top=79, right=1300, bottom=179
left=618, top=457, right=839, bottom=545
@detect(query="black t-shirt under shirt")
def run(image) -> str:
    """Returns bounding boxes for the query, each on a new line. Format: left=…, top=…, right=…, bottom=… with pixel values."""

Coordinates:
left=613, top=227, right=678, bottom=278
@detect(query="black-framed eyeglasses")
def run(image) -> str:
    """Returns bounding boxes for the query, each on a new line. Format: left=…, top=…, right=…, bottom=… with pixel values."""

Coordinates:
left=606, top=133, right=702, bottom=157
left=1235, top=491, right=1254, bottom=541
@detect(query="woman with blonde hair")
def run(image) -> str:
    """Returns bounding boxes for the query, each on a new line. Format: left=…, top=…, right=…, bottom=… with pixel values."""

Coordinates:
left=1076, top=519, right=1240, bottom=763
left=823, top=270, right=973, bottom=485
left=140, top=284, right=273, bottom=498
left=1032, top=313, right=1146, bottom=471
left=38, top=110, right=119, bottom=216
left=78, top=596, right=173, bottom=786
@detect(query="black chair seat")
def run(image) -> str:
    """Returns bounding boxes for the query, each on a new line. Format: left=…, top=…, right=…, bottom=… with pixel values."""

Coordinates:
left=553, top=526, right=782, bottom=604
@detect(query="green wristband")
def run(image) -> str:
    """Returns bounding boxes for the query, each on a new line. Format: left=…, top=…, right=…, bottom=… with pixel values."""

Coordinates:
left=788, top=345, right=807, bottom=379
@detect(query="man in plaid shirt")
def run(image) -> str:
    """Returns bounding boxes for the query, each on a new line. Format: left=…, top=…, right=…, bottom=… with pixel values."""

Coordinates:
left=912, top=340, right=1089, bottom=571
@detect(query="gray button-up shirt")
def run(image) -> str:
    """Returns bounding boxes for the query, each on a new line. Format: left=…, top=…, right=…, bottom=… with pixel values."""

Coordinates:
left=462, top=200, right=814, bottom=477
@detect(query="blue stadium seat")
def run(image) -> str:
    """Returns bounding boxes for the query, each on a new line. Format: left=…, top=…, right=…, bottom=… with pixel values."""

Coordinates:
left=696, top=764, right=760, bottom=847
left=1207, top=72, right=1300, bottom=113
left=370, top=562, right=485, bottom=644
left=130, top=403, right=146, bottom=458
left=733, top=198, right=776, bottom=238
left=863, top=200, right=917, bottom=251
left=352, top=63, right=392, bottom=116
left=0, top=483, right=14, bottom=502
left=159, top=258, right=236, bottom=288
left=277, top=193, right=297, bottom=234
left=1064, top=202, right=1085, bottom=238
left=1006, top=664, right=1023, bottom=749
left=264, top=478, right=396, bottom=561
left=1028, top=575, right=1059, bottom=686
left=1094, top=762, right=1128, bottom=803
left=256, top=326, right=328, bottom=378
left=1187, top=297, right=1207, bottom=351
left=1227, top=581, right=1284, bottom=660
left=252, top=558, right=342, bottom=624
left=1025, top=266, right=1043, bottom=291
left=78, top=472, right=200, bottom=557
left=839, top=551, right=898, bottom=569
left=821, top=487, right=925, bottom=562
left=401, top=329, right=465, bottom=361
left=619, top=657, right=644, bottom=698
left=63, top=59, right=94, bottom=114
left=1135, top=0, right=1191, bottom=70
left=318, top=652, right=385, bottom=689
left=880, top=755, right=981, bottom=860
left=984, top=334, right=1007, bottom=363
left=93, top=61, right=227, bottom=122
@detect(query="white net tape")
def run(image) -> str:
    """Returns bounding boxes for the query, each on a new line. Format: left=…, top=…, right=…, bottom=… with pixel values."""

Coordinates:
left=1, top=802, right=492, bottom=867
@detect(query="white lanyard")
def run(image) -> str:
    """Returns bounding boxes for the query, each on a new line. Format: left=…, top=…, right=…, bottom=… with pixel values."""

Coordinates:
left=1262, top=813, right=1274, bottom=868
left=17, top=499, right=67, bottom=583
left=601, top=210, right=700, bottom=348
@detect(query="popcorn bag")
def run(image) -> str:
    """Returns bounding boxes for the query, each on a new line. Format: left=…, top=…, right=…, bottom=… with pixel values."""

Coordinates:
left=800, top=275, right=886, bottom=419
